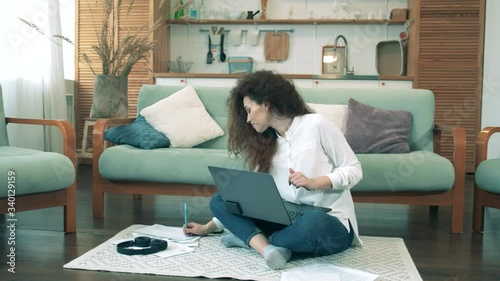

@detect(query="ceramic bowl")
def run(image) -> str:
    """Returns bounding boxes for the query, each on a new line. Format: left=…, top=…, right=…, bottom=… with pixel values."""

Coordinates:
left=229, top=11, right=244, bottom=20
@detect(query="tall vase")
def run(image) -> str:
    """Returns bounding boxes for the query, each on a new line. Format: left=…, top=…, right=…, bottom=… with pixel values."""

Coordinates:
left=90, top=75, right=128, bottom=118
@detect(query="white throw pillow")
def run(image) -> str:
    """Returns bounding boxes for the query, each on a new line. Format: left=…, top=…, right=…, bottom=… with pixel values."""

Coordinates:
left=140, top=86, right=224, bottom=148
left=307, top=103, right=348, bottom=134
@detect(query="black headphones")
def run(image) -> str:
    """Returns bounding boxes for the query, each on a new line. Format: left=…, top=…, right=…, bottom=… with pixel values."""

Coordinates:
left=116, top=236, right=168, bottom=255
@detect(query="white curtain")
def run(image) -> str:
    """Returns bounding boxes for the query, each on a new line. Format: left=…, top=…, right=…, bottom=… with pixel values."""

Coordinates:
left=0, top=0, right=67, bottom=153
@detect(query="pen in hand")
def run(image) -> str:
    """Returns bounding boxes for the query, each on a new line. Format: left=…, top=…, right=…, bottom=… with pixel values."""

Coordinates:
left=184, top=202, right=191, bottom=236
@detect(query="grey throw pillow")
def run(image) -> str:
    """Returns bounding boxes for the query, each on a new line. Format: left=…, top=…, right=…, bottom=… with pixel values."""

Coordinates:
left=345, top=98, right=411, bottom=153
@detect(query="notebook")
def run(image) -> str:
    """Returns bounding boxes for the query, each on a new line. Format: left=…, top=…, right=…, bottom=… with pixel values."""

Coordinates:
left=208, top=166, right=331, bottom=225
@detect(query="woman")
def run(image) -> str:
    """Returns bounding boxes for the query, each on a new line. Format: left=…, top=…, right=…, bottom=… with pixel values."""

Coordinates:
left=184, top=70, right=363, bottom=270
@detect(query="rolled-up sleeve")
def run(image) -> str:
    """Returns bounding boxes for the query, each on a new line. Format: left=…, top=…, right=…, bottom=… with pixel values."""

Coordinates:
left=320, top=119, right=363, bottom=190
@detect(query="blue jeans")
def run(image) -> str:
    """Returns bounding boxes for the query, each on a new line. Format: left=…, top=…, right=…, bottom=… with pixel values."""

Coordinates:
left=210, top=192, right=354, bottom=256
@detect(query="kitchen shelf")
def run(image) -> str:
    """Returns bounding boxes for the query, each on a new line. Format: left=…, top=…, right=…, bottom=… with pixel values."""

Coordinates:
left=154, top=72, right=414, bottom=81
left=170, top=19, right=408, bottom=25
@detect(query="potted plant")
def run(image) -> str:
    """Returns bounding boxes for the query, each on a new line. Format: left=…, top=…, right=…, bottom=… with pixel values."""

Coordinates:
left=82, top=0, right=187, bottom=118
left=21, top=0, right=190, bottom=118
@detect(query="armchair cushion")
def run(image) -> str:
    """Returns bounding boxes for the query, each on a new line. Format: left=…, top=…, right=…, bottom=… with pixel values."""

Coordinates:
left=0, top=146, right=75, bottom=197
left=345, top=98, right=412, bottom=153
left=475, top=159, right=500, bottom=194
left=104, top=115, right=170, bottom=150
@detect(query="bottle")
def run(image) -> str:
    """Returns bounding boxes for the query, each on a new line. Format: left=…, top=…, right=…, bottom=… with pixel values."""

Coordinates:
left=199, top=0, right=206, bottom=19
left=189, top=0, right=198, bottom=19
left=174, top=0, right=185, bottom=19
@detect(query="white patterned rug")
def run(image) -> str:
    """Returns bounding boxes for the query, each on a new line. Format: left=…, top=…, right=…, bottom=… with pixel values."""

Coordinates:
left=64, top=224, right=422, bottom=281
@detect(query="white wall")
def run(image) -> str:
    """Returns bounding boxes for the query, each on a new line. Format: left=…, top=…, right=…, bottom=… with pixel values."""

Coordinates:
left=482, top=0, right=500, bottom=159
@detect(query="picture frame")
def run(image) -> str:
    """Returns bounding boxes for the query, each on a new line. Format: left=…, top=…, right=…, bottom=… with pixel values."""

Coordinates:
left=322, top=45, right=346, bottom=75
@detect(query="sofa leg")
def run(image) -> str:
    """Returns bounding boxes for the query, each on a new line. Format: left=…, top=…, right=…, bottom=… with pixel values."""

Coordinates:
left=473, top=205, right=485, bottom=233
left=451, top=202, right=464, bottom=234
left=93, top=190, right=104, bottom=218
left=429, top=205, right=439, bottom=215
left=472, top=186, right=484, bottom=232
left=64, top=183, right=77, bottom=233
left=64, top=205, right=76, bottom=233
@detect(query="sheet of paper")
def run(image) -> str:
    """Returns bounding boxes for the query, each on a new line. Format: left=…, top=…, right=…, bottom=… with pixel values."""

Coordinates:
left=133, top=224, right=200, bottom=242
left=281, top=263, right=378, bottom=281
left=154, top=242, right=194, bottom=258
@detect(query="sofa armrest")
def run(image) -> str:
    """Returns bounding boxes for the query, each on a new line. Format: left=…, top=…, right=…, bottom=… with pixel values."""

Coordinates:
left=433, top=123, right=466, bottom=172
left=433, top=123, right=466, bottom=233
left=92, top=118, right=135, bottom=167
left=433, top=124, right=466, bottom=158
left=5, top=117, right=77, bottom=165
left=475, top=127, right=500, bottom=170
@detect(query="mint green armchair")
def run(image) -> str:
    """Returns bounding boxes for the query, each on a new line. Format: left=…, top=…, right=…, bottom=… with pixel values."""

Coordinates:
left=0, top=84, right=77, bottom=233
left=473, top=127, right=500, bottom=232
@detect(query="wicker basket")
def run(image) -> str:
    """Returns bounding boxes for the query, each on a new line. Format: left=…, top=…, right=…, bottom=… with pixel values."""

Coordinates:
left=390, top=9, right=408, bottom=20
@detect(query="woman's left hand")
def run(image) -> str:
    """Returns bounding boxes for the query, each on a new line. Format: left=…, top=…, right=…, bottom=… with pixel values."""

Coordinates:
left=288, top=168, right=316, bottom=190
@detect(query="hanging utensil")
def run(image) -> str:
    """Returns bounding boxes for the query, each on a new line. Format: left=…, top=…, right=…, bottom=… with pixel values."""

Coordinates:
left=220, top=33, right=226, bottom=62
left=206, top=35, right=213, bottom=64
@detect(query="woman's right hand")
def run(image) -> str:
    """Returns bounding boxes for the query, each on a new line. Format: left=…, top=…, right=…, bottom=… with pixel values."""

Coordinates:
left=183, top=222, right=211, bottom=236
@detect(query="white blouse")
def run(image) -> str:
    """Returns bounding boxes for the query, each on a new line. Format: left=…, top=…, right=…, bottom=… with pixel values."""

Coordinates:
left=270, top=114, right=363, bottom=246
left=213, top=114, right=363, bottom=246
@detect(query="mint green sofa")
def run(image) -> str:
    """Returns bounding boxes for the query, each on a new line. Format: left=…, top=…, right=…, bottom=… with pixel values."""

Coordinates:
left=0, top=84, right=77, bottom=233
left=93, top=85, right=466, bottom=233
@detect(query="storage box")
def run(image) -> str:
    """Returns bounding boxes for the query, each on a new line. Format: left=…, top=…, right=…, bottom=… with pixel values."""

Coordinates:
left=390, top=9, right=408, bottom=20
left=228, top=56, right=254, bottom=74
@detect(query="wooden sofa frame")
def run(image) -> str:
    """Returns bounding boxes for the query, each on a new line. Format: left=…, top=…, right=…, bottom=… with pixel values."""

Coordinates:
left=473, top=127, right=500, bottom=232
left=0, top=118, right=77, bottom=233
left=93, top=119, right=466, bottom=234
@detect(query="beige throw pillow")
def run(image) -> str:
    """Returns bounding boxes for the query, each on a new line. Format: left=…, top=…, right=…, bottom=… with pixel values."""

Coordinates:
left=140, top=86, right=224, bottom=148
left=307, top=103, right=348, bottom=134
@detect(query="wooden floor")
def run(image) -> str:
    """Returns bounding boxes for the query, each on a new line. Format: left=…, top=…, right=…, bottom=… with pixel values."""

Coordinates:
left=1, top=165, right=499, bottom=281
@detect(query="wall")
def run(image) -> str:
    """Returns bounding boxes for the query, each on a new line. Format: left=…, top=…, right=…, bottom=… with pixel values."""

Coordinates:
left=169, top=0, right=408, bottom=75
left=482, top=0, right=500, bottom=159
left=62, top=0, right=498, bottom=158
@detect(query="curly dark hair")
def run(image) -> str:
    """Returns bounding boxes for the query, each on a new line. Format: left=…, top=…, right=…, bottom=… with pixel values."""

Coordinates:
left=227, top=70, right=313, bottom=172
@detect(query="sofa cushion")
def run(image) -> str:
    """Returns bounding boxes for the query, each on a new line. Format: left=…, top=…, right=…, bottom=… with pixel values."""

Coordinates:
left=104, top=115, right=170, bottom=149
left=307, top=103, right=348, bottom=134
left=345, top=98, right=412, bottom=154
left=475, top=159, right=500, bottom=194
left=299, top=88, right=435, bottom=152
left=0, top=147, right=75, bottom=197
left=99, top=146, right=246, bottom=185
left=354, top=151, right=455, bottom=192
left=140, top=86, right=224, bottom=148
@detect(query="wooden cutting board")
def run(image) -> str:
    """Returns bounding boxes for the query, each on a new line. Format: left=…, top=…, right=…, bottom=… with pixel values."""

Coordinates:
left=264, top=32, right=289, bottom=61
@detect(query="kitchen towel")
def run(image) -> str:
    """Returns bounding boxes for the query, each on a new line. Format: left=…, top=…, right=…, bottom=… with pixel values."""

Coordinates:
left=229, top=30, right=243, bottom=46
left=247, top=30, right=260, bottom=46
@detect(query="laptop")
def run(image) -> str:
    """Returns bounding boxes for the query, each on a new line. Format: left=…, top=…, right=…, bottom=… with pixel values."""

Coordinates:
left=208, top=166, right=332, bottom=226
